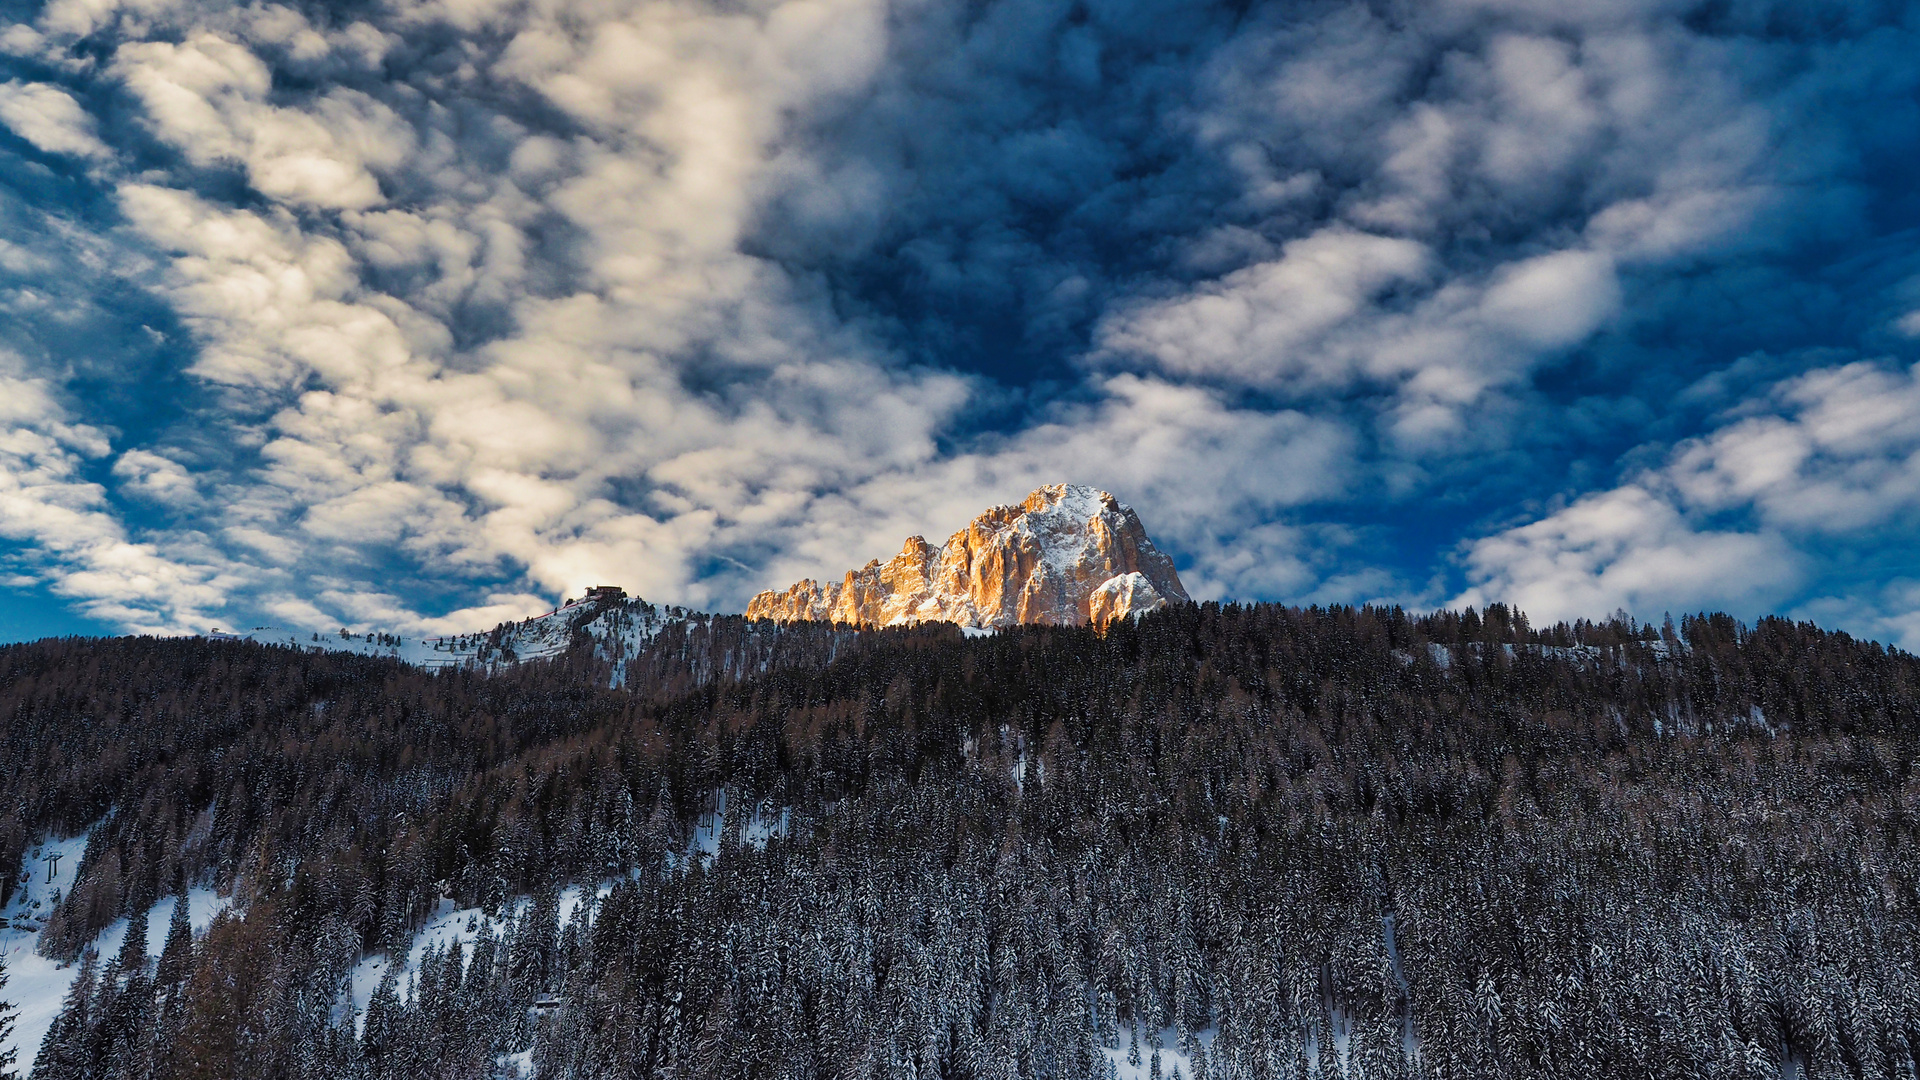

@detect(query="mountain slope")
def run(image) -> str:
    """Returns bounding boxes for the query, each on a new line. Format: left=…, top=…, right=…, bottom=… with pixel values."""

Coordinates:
left=10, top=609, right=1920, bottom=1079
left=207, top=593, right=708, bottom=686
left=747, top=483, right=1189, bottom=628
left=200, top=485, right=1184, bottom=670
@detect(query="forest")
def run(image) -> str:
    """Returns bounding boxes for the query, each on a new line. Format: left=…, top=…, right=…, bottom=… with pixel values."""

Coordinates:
left=5, top=601, right=1920, bottom=1079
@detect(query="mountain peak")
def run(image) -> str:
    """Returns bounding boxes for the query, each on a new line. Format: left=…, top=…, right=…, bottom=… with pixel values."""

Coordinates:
left=747, top=484, right=1189, bottom=629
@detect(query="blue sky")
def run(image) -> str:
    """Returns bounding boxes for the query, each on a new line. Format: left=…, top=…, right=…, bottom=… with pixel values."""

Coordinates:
left=1, top=0, right=1918, bottom=647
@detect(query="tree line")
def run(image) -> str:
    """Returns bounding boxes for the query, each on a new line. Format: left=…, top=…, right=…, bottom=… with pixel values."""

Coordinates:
left=6, top=602, right=1920, bottom=1078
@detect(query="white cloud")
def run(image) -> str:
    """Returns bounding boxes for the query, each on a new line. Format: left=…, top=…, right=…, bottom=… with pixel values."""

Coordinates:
left=116, top=184, right=409, bottom=391
left=1146, top=6, right=1806, bottom=449
left=1794, top=580, right=1920, bottom=655
left=0, top=81, right=111, bottom=160
left=733, top=373, right=1357, bottom=605
left=1461, top=358, right=1920, bottom=629
left=1096, top=238, right=1623, bottom=451
left=52, top=0, right=989, bottom=631
left=115, top=32, right=412, bottom=209
left=1478, top=249, right=1620, bottom=350
left=0, top=374, right=229, bottom=634
left=112, top=449, right=198, bottom=505
left=1669, top=360, right=1920, bottom=532
left=0, top=0, right=1914, bottom=644
left=1455, top=485, right=1801, bottom=624
left=1095, top=228, right=1432, bottom=387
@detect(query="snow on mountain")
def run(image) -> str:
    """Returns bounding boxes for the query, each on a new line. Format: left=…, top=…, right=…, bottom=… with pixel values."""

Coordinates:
left=196, top=485, right=1192, bottom=678
left=747, top=483, right=1190, bottom=629
left=203, top=590, right=711, bottom=685
left=0, top=831, right=228, bottom=1068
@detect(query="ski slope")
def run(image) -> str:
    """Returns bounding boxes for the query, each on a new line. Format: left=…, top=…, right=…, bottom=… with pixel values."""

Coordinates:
left=0, top=832, right=229, bottom=1068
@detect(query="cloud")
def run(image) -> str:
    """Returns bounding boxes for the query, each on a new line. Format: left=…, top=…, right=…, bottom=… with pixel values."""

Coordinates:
left=112, top=449, right=198, bottom=505
left=1092, top=240, right=1627, bottom=459
left=0, top=371, right=228, bottom=634
left=671, top=372, right=1357, bottom=610
left=0, top=82, right=111, bottom=160
left=116, top=183, right=412, bottom=391
left=1668, top=360, right=1920, bottom=533
left=1459, top=358, right=1920, bottom=631
left=115, top=30, right=411, bottom=210
left=39, top=0, right=982, bottom=630
left=1455, top=485, right=1802, bottom=624
left=1479, top=249, right=1620, bottom=350
left=0, top=0, right=1915, bottom=645
left=1795, top=579, right=1920, bottom=655
left=1094, top=228, right=1433, bottom=387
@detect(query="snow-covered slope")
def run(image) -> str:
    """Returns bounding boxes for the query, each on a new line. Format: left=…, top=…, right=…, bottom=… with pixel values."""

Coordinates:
left=199, top=487, right=1190, bottom=676
left=204, top=594, right=710, bottom=684
left=0, top=832, right=228, bottom=1067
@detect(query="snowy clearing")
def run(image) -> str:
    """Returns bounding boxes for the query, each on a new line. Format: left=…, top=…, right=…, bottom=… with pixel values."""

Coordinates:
left=0, top=831, right=228, bottom=1067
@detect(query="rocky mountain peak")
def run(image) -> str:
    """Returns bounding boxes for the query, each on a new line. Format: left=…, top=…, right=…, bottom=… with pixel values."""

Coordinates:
left=746, top=483, right=1190, bottom=629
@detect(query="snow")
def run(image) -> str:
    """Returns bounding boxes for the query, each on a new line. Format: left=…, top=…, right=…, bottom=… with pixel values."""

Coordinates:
left=0, top=830, right=229, bottom=1068
left=689, top=803, right=724, bottom=861
left=1018, top=484, right=1123, bottom=586
left=200, top=598, right=709, bottom=688
left=348, top=897, right=494, bottom=1027
left=1645, top=637, right=1690, bottom=660
left=206, top=625, right=449, bottom=667
left=674, top=790, right=787, bottom=870
left=0, top=830, right=89, bottom=1069
left=1539, top=644, right=1604, bottom=662
left=90, top=889, right=228, bottom=966
left=1104, top=1025, right=1212, bottom=1080
left=1090, top=572, right=1166, bottom=622
left=347, top=884, right=606, bottom=1033
left=741, top=804, right=790, bottom=848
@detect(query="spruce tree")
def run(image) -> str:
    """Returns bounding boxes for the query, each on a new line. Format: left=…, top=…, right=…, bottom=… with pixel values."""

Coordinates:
left=31, top=947, right=99, bottom=1080
left=0, top=951, right=16, bottom=1080
left=157, top=889, right=194, bottom=986
left=362, top=962, right=402, bottom=1075
left=117, top=903, right=150, bottom=975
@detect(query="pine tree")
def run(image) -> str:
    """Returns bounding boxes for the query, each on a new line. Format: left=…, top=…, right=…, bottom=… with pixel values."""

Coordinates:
left=362, top=962, right=402, bottom=1076
left=0, top=951, right=17, bottom=1080
left=157, top=889, right=194, bottom=986
left=31, top=947, right=99, bottom=1080
left=118, top=902, right=151, bottom=975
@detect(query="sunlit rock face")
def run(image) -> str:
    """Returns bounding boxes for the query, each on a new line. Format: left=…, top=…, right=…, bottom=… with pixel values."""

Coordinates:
left=747, top=484, right=1190, bottom=629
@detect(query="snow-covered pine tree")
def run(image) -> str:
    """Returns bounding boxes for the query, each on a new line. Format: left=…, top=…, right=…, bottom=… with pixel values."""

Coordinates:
left=0, top=950, right=17, bottom=1080
left=360, top=961, right=401, bottom=1074
left=156, top=888, right=193, bottom=986
left=31, top=947, right=100, bottom=1080
left=117, top=903, right=149, bottom=976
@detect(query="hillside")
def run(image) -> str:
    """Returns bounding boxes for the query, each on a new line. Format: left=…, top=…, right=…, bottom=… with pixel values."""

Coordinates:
left=4, top=605, right=1920, bottom=1078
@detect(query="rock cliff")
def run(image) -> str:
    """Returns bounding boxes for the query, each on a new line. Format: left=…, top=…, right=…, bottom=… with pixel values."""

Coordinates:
left=747, top=484, right=1189, bottom=629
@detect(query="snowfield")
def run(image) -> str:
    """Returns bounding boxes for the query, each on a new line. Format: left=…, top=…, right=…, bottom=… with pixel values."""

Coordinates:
left=0, top=832, right=228, bottom=1067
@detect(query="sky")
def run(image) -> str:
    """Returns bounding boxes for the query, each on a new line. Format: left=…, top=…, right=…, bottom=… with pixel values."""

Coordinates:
left=0, top=0, right=1917, bottom=648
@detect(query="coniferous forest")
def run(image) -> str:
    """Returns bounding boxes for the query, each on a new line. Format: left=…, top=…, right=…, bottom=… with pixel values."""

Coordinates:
left=6, top=603, right=1920, bottom=1079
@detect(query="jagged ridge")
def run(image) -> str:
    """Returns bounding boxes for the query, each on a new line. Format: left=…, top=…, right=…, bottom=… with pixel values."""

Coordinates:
left=746, top=483, right=1190, bottom=629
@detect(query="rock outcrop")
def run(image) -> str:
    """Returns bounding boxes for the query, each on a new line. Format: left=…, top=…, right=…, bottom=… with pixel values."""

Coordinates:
left=747, top=484, right=1189, bottom=629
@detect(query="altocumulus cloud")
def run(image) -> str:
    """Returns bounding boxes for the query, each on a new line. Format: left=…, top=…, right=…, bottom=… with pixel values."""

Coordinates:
left=0, top=0, right=1917, bottom=645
